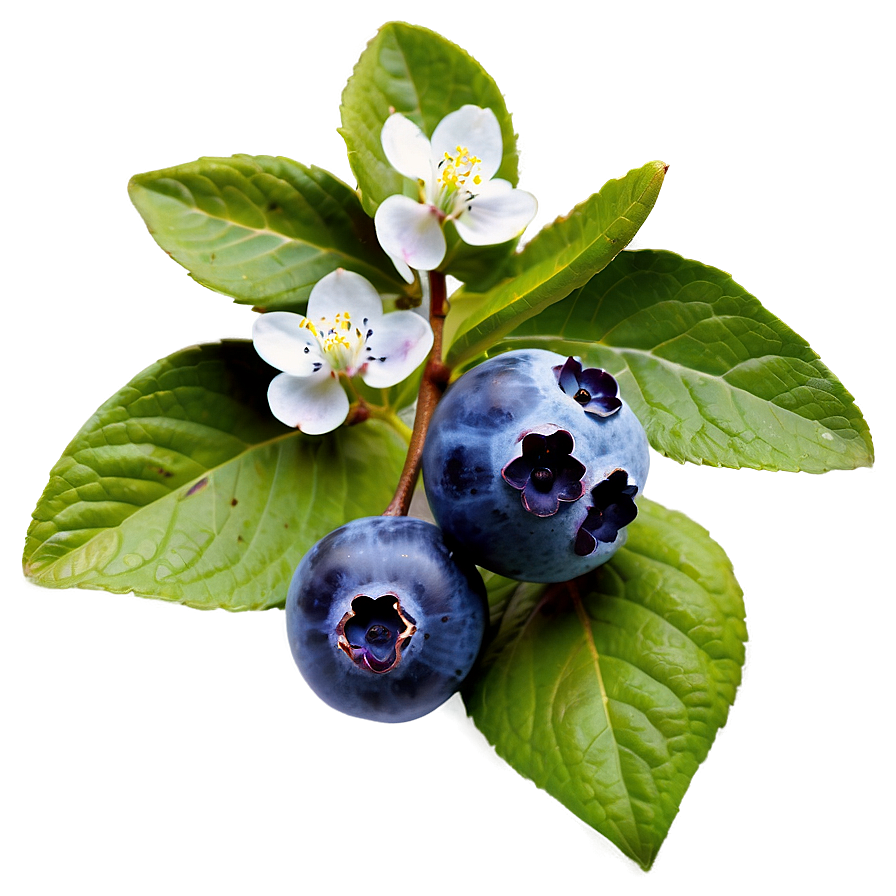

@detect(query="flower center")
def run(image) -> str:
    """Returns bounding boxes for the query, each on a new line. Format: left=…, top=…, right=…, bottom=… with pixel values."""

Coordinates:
left=436, top=145, right=483, bottom=211
left=337, top=594, right=417, bottom=674
left=301, top=312, right=372, bottom=376
left=530, top=467, right=555, bottom=493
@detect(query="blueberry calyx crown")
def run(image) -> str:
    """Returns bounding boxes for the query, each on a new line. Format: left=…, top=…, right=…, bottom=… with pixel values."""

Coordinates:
left=336, top=593, right=418, bottom=674
left=554, top=356, right=622, bottom=417
left=574, top=470, right=639, bottom=556
left=501, top=429, right=586, bottom=517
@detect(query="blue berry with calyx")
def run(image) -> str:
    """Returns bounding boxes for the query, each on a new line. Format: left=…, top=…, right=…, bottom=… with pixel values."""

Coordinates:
left=421, top=349, right=649, bottom=582
left=286, top=516, right=487, bottom=723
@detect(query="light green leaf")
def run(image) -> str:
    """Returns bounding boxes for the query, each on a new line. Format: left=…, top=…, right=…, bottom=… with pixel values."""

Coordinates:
left=464, top=497, right=746, bottom=869
left=479, top=568, right=526, bottom=634
left=340, top=21, right=519, bottom=217
left=24, top=341, right=408, bottom=610
left=446, top=162, right=667, bottom=366
left=497, top=249, right=874, bottom=472
left=129, top=155, right=410, bottom=309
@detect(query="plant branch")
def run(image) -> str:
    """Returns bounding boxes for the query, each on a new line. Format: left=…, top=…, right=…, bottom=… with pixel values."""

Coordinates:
left=383, top=271, right=451, bottom=517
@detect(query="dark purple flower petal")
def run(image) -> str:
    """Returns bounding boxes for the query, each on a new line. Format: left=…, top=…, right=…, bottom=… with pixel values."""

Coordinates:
left=554, top=356, right=582, bottom=396
left=502, top=455, right=534, bottom=489
left=574, top=526, right=597, bottom=557
left=592, top=469, right=638, bottom=504
left=566, top=455, right=587, bottom=481
left=603, top=500, right=638, bottom=532
left=520, top=432, right=548, bottom=455
left=555, top=463, right=586, bottom=502
left=521, top=481, right=561, bottom=517
left=544, top=428, right=574, bottom=456
left=578, top=367, right=618, bottom=398
left=583, top=394, right=622, bottom=417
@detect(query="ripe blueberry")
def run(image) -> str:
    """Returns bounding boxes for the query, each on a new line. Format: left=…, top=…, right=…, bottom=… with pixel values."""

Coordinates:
left=421, top=349, right=649, bottom=582
left=286, top=516, right=487, bottom=723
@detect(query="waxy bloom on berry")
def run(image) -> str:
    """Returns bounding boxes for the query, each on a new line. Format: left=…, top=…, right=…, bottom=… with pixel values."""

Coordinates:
left=374, top=105, right=538, bottom=282
left=252, top=269, right=433, bottom=434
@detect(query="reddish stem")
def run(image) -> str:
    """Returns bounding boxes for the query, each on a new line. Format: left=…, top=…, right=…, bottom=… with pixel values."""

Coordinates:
left=382, top=271, right=451, bottom=517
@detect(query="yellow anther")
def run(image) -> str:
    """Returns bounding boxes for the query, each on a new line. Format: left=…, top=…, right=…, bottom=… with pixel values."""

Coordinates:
left=437, top=145, right=484, bottom=196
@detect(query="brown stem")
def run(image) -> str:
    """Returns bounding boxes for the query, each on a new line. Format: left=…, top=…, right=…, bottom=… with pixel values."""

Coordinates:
left=382, top=271, right=451, bottom=517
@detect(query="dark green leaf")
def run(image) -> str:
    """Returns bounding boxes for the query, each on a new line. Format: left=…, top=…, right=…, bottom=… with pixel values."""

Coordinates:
left=24, top=341, right=408, bottom=610
left=339, top=22, right=519, bottom=219
left=464, top=497, right=747, bottom=869
left=129, top=155, right=409, bottom=309
left=497, top=249, right=874, bottom=472
left=446, top=162, right=667, bottom=366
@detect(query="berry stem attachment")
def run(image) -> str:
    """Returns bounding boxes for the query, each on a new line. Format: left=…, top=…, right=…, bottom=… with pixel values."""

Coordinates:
left=383, top=271, right=451, bottom=517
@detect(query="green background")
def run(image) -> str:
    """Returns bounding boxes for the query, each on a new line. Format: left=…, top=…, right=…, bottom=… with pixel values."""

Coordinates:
left=4, top=2, right=888, bottom=895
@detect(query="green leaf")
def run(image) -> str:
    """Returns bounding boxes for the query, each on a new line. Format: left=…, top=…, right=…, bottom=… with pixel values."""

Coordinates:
left=441, top=233, right=520, bottom=294
left=463, top=497, right=747, bottom=869
left=479, top=568, right=526, bottom=634
left=128, top=155, right=410, bottom=309
left=497, top=249, right=874, bottom=472
left=445, top=162, right=667, bottom=366
left=340, top=22, right=519, bottom=219
left=24, top=341, right=408, bottom=610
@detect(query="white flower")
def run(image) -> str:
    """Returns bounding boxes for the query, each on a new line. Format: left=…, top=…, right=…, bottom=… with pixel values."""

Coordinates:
left=374, top=105, right=538, bottom=283
left=252, top=269, right=433, bottom=434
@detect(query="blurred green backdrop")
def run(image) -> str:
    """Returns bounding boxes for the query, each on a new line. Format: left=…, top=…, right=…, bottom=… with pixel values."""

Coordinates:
left=0, top=0, right=894, bottom=893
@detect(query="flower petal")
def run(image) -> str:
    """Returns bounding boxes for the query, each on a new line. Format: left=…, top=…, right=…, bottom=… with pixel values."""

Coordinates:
left=578, top=366, right=618, bottom=398
left=544, top=429, right=575, bottom=456
left=306, top=268, right=383, bottom=328
left=501, top=456, right=533, bottom=490
left=360, top=309, right=433, bottom=388
left=267, top=371, right=349, bottom=435
left=454, top=179, right=537, bottom=246
left=381, top=112, right=433, bottom=182
left=431, top=105, right=503, bottom=183
left=253, top=312, right=325, bottom=376
left=584, top=395, right=623, bottom=417
left=574, top=524, right=598, bottom=557
left=604, top=499, right=638, bottom=533
left=374, top=194, right=446, bottom=277
left=555, top=356, right=583, bottom=397
left=521, top=482, right=560, bottom=517
left=556, top=468, right=586, bottom=503
left=520, top=432, right=547, bottom=456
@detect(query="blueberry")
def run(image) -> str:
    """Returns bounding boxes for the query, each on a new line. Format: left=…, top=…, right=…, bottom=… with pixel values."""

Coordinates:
left=286, top=516, right=487, bottom=723
left=422, top=349, right=650, bottom=582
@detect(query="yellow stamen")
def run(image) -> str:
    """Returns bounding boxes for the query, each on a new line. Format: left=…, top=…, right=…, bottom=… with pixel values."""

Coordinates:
left=437, top=145, right=483, bottom=193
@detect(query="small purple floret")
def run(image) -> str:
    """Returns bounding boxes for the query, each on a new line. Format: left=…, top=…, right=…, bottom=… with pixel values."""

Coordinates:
left=502, top=429, right=586, bottom=517
left=574, top=470, right=639, bottom=556
left=554, top=356, right=622, bottom=417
